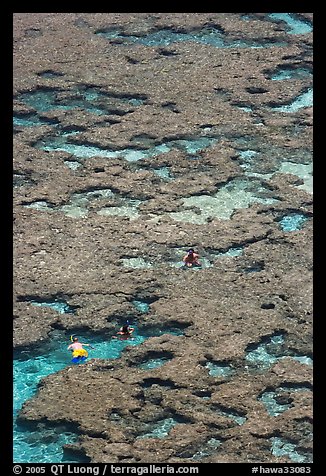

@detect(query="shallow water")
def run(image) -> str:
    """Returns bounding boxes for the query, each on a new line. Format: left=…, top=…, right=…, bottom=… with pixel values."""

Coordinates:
left=132, top=300, right=150, bottom=313
left=97, top=203, right=141, bottom=220
left=271, top=437, right=312, bottom=463
left=169, top=177, right=277, bottom=223
left=191, top=437, right=222, bottom=460
left=267, top=13, right=312, bottom=35
left=214, top=407, right=246, bottom=425
left=216, top=247, right=243, bottom=258
left=237, top=147, right=313, bottom=195
left=13, top=325, right=184, bottom=462
left=153, top=245, right=244, bottom=269
left=245, top=333, right=313, bottom=370
left=37, top=135, right=218, bottom=163
left=153, top=166, right=173, bottom=180
left=259, top=384, right=312, bottom=416
left=28, top=299, right=76, bottom=314
left=64, top=160, right=83, bottom=170
left=269, top=67, right=312, bottom=81
left=121, top=257, right=153, bottom=268
left=18, top=88, right=145, bottom=117
left=278, top=213, right=309, bottom=232
left=205, top=361, right=234, bottom=377
left=272, top=88, right=313, bottom=113
left=97, top=26, right=287, bottom=49
left=139, top=357, right=171, bottom=369
left=137, top=417, right=179, bottom=439
left=14, top=423, right=89, bottom=464
left=13, top=114, right=55, bottom=127
left=24, top=190, right=142, bottom=221
left=13, top=11, right=313, bottom=464
left=278, top=162, right=313, bottom=193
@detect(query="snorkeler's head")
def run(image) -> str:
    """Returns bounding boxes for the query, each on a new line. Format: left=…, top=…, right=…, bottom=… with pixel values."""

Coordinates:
left=187, top=248, right=194, bottom=254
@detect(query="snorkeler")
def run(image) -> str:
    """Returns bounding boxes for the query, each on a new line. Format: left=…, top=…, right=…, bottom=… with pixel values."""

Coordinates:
left=67, top=336, right=94, bottom=363
left=182, top=248, right=201, bottom=268
left=112, top=324, right=135, bottom=340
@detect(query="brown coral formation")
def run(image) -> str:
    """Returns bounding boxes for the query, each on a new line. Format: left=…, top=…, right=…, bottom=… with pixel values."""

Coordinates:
left=13, top=13, right=313, bottom=463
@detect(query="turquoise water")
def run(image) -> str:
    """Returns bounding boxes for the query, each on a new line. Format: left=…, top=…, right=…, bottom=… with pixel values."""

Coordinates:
left=242, top=13, right=312, bottom=35
left=139, top=357, right=171, bottom=370
left=259, top=390, right=292, bottom=416
left=14, top=422, right=89, bottom=464
left=13, top=114, right=57, bottom=127
left=238, top=149, right=258, bottom=163
left=37, top=135, right=217, bottom=163
left=137, top=417, right=180, bottom=439
left=291, top=355, right=313, bottom=365
left=153, top=166, right=173, bottom=180
left=169, top=248, right=212, bottom=269
left=14, top=328, right=151, bottom=462
left=206, top=361, right=234, bottom=377
left=97, top=27, right=286, bottom=48
left=170, top=257, right=212, bottom=269
left=24, top=201, right=55, bottom=212
left=19, top=90, right=62, bottom=112
left=132, top=300, right=150, bottom=313
left=245, top=334, right=313, bottom=370
left=278, top=162, right=313, bottom=194
left=272, top=88, right=313, bottom=112
left=28, top=299, right=76, bottom=314
left=259, top=384, right=312, bottom=416
left=268, top=13, right=312, bottom=35
left=191, top=438, right=222, bottom=460
left=24, top=189, right=142, bottom=221
left=269, top=67, right=312, bottom=81
left=236, top=148, right=312, bottom=195
left=271, top=437, right=312, bottom=463
left=217, top=408, right=247, bottom=425
left=170, top=246, right=244, bottom=270
left=235, top=105, right=253, bottom=112
left=18, top=88, right=145, bottom=117
left=216, top=247, right=243, bottom=258
left=245, top=334, right=285, bottom=369
left=278, top=213, right=308, bottom=232
left=14, top=324, right=186, bottom=462
left=14, top=335, right=93, bottom=463
left=169, top=177, right=277, bottom=224
left=13, top=12, right=313, bottom=463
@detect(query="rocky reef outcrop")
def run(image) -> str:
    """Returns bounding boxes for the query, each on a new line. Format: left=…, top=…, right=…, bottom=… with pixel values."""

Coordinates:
left=13, top=13, right=313, bottom=463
